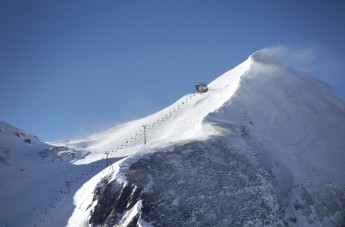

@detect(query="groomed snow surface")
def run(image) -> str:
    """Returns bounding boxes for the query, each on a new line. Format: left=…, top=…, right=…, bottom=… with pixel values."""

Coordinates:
left=1, top=50, right=345, bottom=226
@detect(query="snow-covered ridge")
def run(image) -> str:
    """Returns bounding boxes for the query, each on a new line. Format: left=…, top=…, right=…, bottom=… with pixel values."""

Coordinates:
left=0, top=121, right=50, bottom=165
left=57, top=50, right=285, bottom=159
left=58, top=50, right=290, bottom=162
left=0, top=121, right=43, bottom=147
left=56, top=54, right=253, bottom=163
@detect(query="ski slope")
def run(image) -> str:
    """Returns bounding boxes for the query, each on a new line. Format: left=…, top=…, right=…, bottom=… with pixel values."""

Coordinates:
left=0, top=121, right=114, bottom=226
left=55, top=55, right=252, bottom=164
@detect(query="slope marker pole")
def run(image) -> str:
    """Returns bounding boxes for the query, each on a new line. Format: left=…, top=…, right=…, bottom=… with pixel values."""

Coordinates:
left=104, top=152, right=109, bottom=167
left=143, top=125, right=147, bottom=145
left=65, top=180, right=72, bottom=195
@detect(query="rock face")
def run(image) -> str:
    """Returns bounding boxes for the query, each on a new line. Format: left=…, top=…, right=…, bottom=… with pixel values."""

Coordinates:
left=39, top=146, right=79, bottom=162
left=89, top=139, right=283, bottom=226
left=90, top=179, right=141, bottom=226
left=89, top=139, right=345, bottom=226
left=0, top=148, right=10, bottom=166
left=130, top=140, right=285, bottom=226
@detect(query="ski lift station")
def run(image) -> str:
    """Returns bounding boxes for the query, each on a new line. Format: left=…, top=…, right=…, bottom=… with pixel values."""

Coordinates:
left=195, top=83, right=208, bottom=93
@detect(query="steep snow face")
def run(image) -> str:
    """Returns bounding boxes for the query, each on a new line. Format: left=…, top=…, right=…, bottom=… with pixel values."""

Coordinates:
left=68, top=51, right=345, bottom=226
left=210, top=52, right=345, bottom=185
left=204, top=52, right=345, bottom=224
left=208, top=50, right=345, bottom=184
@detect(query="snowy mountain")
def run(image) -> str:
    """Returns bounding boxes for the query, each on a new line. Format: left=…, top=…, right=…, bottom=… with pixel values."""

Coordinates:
left=2, top=50, right=345, bottom=226
left=0, top=121, right=94, bottom=226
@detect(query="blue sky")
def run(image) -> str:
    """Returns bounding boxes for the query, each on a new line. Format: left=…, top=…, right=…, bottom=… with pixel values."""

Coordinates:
left=1, top=0, right=344, bottom=141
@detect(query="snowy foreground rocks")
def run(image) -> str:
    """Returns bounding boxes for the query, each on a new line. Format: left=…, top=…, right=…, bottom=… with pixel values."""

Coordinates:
left=88, top=140, right=286, bottom=226
left=2, top=50, right=345, bottom=226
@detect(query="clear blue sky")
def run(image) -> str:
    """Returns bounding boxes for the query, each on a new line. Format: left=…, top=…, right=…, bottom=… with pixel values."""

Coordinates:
left=1, top=0, right=344, bottom=141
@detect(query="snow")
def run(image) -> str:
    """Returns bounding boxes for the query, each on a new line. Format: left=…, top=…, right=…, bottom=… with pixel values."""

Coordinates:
left=66, top=159, right=126, bottom=226
left=53, top=55, right=252, bottom=162
left=0, top=121, right=125, bottom=226
left=1, top=49, right=345, bottom=226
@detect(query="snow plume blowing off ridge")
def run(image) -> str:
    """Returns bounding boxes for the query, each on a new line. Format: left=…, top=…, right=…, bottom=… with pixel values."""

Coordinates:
left=65, top=50, right=345, bottom=227
left=261, top=45, right=345, bottom=98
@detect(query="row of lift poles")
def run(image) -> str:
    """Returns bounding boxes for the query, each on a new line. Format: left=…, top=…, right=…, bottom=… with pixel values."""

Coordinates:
left=104, top=125, right=147, bottom=167
left=65, top=126, right=147, bottom=195
left=65, top=85, right=207, bottom=194
left=102, top=85, right=207, bottom=169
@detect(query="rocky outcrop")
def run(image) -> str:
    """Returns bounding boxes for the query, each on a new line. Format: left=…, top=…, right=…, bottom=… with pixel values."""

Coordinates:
left=88, top=137, right=345, bottom=226
left=39, top=146, right=78, bottom=162
left=0, top=148, right=10, bottom=166
left=88, top=138, right=288, bottom=226
left=89, top=178, right=142, bottom=226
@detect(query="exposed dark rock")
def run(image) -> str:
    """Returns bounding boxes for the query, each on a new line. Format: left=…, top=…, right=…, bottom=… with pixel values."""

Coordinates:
left=113, top=184, right=136, bottom=214
left=238, top=125, right=249, bottom=138
left=89, top=180, right=142, bottom=226
left=132, top=140, right=284, bottom=226
left=89, top=181, right=120, bottom=225
left=88, top=138, right=345, bottom=226
left=294, top=185, right=345, bottom=225
left=0, top=148, right=10, bottom=166
left=39, top=146, right=77, bottom=162
left=24, top=138, right=31, bottom=144
left=89, top=139, right=287, bottom=226
left=127, top=213, right=140, bottom=227
left=14, top=131, right=26, bottom=137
